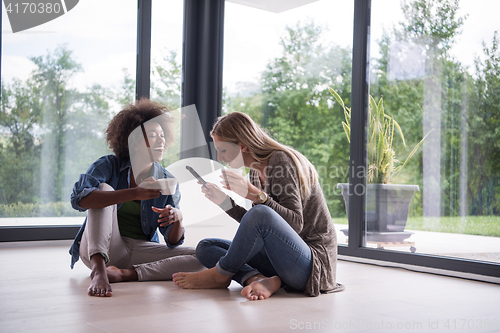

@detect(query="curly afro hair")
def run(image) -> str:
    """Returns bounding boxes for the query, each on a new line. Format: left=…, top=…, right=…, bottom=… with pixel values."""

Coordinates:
left=105, top=99, right=174, bottom=160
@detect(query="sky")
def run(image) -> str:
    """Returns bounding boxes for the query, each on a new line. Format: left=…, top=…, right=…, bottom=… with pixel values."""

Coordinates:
left=1, top=0, right=184, bottom=93
left=2, top=0, right=500, bottom=103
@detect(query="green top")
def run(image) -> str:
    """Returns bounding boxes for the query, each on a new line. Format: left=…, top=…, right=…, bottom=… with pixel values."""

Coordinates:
left=117, top=201, right=149, bottom=240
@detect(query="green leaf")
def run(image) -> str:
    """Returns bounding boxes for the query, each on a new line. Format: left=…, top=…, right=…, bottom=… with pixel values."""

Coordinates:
left=328, top=86, right=344, bottom=108
left=393, top=130, right=433, bottom=182
left=342, top=122, right=350, bottom=143
left=392, top=118, right=406, bottom=146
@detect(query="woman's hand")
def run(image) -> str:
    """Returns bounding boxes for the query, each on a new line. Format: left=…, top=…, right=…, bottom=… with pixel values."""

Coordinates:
left=152, top=205, right=183, bottom=227
left=220, top=170, right=260, bottom=201
left=200, top=182, right=228, bottom=205
left=132, top=176, right=161, bottom=200
left=132, top=186, right=161, bottom=201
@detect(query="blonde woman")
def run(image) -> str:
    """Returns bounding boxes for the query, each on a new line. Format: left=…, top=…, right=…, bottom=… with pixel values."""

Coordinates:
left=173, top=112, right=344, bottom=300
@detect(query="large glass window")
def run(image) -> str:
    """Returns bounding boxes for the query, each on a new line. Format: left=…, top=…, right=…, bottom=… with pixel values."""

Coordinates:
left=150, top=1, right=183, bottom=167
left=0, top=1, right=137, bottom=226
left=359, top=0, right=500, bottom=263
left=223, top=0, right=354, bottom=244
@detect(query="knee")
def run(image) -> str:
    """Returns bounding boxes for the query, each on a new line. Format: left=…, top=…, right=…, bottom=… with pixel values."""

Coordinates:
left=195, top=238, right=211, bottom=255
left=99, top=183, right=114, bottom=192
left=88, top=184, right=115, bottom=213
left=195, top=238, right=222, bottom=268
left=241, top=204, right=275, bottom=228
left=195, top=239, right=215, bottom=262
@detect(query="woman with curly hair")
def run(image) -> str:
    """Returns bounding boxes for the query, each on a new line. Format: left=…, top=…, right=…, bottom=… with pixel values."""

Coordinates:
left=173, top=112, right=344, bottom=300
left=69, top=99, right=204, bottom=297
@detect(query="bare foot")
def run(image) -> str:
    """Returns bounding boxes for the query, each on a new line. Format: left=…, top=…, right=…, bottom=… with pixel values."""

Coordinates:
left=172, top=267, right=231, bottom=289
left=107, top=266, right=138, bottom=283
left=241, top=275, right=281, bottom=301
left=88, top=254, right=112, bottom=297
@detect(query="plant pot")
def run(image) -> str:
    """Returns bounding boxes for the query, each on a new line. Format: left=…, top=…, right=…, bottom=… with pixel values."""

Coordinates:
left=336, top=183, right=419, bottom=233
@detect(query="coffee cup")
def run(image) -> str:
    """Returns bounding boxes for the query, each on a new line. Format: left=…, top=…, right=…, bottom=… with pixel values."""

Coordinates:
left=224, top=168, right=244, bottom=176
left=157, top=178, right=177, bottom=195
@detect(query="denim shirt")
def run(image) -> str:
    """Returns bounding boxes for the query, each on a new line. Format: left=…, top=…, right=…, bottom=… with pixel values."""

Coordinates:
left=69, top=155, right=183, bottom=268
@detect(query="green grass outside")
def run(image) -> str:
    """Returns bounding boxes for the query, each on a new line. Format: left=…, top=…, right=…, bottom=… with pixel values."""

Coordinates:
left=0, top=201, right=85, bottom=218
left=331, top=215, right=500, bottom=237
left=1, top=201, right=499, bottom=237
left=406, top=216, right=500, bottom=237
left=332, top=218, right=348, bottom=225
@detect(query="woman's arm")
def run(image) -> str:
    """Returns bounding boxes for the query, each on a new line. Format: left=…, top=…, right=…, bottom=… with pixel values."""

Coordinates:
left=261, top=156, right=304, bottom=233
left=78, top=187, right=161, bottom=209
left=154, top=205, right=184, bottom=245
left=166, top=215, right=184, bottom=244
left=264, top=195, right=303, bottom=233
left=219, top=196, right=248, bottom=222
left=219, top=158, right=304, bottom=231
left=71, top=156, right=161, bottom=211
left=201, top=182, right=248, bottom=222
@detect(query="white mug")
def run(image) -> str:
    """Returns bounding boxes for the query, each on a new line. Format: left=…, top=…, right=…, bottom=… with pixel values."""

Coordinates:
left=225, top=168, right=244, bottom=176
left=157, top=178, right=177, bottom=195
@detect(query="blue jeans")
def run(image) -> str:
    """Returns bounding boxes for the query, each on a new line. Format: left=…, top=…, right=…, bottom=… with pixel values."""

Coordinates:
left=196, top=205, right=312, bottom=291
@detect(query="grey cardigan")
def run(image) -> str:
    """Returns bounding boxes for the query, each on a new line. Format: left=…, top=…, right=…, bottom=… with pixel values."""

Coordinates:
left=220, top=151, right=344, bottom=296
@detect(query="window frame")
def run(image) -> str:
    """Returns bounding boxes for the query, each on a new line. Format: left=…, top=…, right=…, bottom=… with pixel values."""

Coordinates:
left=1, top=0, right=499, bottom=282
left=338, top=0, right=500, bottom=280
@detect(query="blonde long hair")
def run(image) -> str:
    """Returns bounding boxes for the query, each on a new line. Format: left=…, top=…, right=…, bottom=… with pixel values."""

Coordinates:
left=211, top=112, right=319, bottom=199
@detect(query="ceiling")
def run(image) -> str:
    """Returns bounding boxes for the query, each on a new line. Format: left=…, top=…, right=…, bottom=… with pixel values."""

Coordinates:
left=225, top=0, right=319, bottom=13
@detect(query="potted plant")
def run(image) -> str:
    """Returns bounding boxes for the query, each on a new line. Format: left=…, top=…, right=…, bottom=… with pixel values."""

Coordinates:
left=330, top=88, right=430, bottom=244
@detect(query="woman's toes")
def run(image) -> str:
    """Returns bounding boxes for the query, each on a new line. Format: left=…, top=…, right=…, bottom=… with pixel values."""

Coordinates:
left=241, top=285, right=251, bottom=297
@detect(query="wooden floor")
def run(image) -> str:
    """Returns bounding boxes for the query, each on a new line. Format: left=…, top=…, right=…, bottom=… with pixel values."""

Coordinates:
left=1, top=217, right=499, bottom=333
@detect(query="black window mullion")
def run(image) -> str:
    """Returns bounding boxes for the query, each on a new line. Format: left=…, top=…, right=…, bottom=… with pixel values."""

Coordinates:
left=348, top=0, right=371, bottom=251
left=181, top=0, right=224, bottom=159
left=0, top=226, right=80, bottom=242
left=339, top=247, right=500, bottom=278
left=136, top=0, right=152, bottom=100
